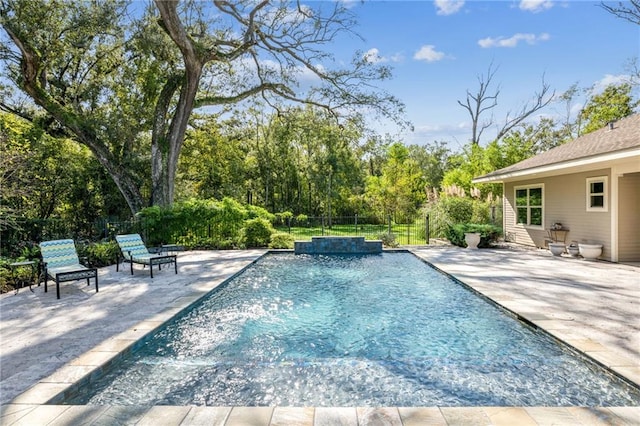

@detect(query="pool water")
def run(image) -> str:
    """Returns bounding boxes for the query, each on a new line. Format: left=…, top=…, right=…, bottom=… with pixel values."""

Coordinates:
left=67, top=252, right=640, bottom=406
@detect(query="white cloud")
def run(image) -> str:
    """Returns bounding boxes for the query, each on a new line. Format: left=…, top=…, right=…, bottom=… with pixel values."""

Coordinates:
left=478, top=32, right=551, bottom=48
left=434, top=0, right=465, bottom=16
left=390, top=53, right=405, bottom=63
left=413, top=45, right=446, bottom=62
left=363, top=48, right=388, bottom=64
left=519, top=0, right=553, bottom=13
left=592, top=74, right=632, bottom=92
left=363, top=48, right=404, bottom=64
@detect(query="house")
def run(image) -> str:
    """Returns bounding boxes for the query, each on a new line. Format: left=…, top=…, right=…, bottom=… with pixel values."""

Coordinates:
left=473, top=113, right=640, bottom=262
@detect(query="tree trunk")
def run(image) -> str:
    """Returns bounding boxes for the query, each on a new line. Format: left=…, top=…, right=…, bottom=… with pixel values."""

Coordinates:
left=154, top=0, right=204, bottom=207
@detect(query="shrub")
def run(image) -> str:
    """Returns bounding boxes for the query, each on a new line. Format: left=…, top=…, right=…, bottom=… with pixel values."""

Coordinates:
left=441, top=197, right=474, bottom=224
left=269, top=233, right=295, bottom=249
left=447, top=223, right=502, bottom=248
left=240, top=218, right=275, bottom=248
left=0, top=259, right=15, bottom=293
left=471, top=200, right=491, bottom=224
left=175, top=233, right=237, bottom=250
left=378, top=232, right=399, bottom=248
left=80, top=240, right=120, bottom=267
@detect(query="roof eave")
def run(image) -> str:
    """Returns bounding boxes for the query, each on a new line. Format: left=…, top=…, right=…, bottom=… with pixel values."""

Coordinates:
left=472, top=147, right=640, bottom=184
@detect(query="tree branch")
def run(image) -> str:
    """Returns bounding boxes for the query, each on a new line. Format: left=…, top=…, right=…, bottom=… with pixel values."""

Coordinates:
left=496, top=75, right=555, bottom=141
left=601, top=0, right=640, bottom=25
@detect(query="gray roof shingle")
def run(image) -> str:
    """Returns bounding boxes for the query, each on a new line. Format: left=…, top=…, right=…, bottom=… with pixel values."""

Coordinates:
left=474, top=113, right=640, bottom=181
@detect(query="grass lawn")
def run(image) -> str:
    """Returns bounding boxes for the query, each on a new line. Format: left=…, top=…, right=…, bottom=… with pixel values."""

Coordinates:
left=275, top=221, right=428, bottom=245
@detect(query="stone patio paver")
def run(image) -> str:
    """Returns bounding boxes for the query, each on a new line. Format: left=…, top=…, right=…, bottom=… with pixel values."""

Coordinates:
left=1, top=247, right=639, bottom=425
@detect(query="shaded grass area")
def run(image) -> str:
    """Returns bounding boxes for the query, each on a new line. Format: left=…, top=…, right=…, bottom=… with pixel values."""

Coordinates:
left=275, top=221, right=428, bottom=245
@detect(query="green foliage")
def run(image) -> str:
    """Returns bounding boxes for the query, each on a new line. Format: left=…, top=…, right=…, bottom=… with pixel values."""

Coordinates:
left=0, top=262, right=12, bottom=294
left=268, top=233, right=295, bottom=249
left=471, top=200, right=491, bottom=224
left=274, top=211, right=294, bottom=225
left=447, top=223, right=502, bottom=248
left=175, top=233, right=237, bottom=250
left=240, top=218, right=275, bottom=248
left=78, top=241, right=119, bottom=267
left=441, top=197, right=474, bottom=224
left=580, top=83, right=639, bottom=134
left=378, top=232, right=399, bottom=248
left=0, top=257, right=40, bottom=293
left=365, top=142, right=427, bottom=220
left=424, top=191, right=501, bottom=239
left=0, top=112, right=126, bottom=252
left=136, top=197, right=270, bottom=246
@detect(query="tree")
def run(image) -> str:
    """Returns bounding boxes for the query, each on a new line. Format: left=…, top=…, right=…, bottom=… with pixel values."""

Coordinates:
left=601, top=1, right=640, bottom=25
left=365, top=142, right=426, bottom=220
left=1, top=0, right=405, bottom=214
left=0, top=112, right=123, bottom=236
left=579, top=83, right=639, bottom=134
left=1, top=1, right=148, bottom=213
left=406, top=141, right=451, bottom=190
left=457, top=62, right=554, bottom=145
left=176, top=114, right=248, bottom=201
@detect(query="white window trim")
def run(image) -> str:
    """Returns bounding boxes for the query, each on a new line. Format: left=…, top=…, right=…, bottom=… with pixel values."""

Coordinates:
left=514, top=183, right=545, bottom=229
left=586, top=176, right=608, bottom=212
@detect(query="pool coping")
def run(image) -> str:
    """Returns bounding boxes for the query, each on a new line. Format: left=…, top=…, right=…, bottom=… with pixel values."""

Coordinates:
left=2, top=248, right=639, bottom=425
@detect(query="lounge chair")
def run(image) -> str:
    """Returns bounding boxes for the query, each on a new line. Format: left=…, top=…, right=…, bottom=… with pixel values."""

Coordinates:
left=115, top=234, right=178, bottom=278
left=39, top=239, right=98, bottom=299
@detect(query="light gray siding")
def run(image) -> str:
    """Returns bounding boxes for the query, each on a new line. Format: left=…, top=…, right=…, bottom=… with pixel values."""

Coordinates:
left=618, top=173, right=640, bottom=262
left=504, top=169, right=612, bottom=260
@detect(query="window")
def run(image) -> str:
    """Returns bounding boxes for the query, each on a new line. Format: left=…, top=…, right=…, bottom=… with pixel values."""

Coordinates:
left=586, top=176, right=608, bottom=212
left=515, top=185, right=543, bottom=227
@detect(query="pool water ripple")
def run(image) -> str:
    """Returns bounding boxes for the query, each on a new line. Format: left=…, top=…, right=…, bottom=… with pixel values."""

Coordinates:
left=66, top=252, right=640, bottom=407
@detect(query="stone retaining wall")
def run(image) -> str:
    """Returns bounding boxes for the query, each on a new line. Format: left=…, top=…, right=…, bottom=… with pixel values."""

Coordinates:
left=294, top=236, right=382, bottom=254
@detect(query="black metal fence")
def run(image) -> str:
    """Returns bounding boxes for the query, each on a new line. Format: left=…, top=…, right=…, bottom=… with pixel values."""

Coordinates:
left=1, top=205, right=503, bottom=256
left=274, top=215, right=431, bottom=246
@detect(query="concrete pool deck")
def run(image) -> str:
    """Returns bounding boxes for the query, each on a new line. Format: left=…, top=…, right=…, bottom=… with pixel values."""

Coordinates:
left=1, top=247, right=638, bottom=425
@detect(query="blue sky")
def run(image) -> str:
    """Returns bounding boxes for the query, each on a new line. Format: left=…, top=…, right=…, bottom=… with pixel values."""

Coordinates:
left=328, top=0, right=640, bottom=148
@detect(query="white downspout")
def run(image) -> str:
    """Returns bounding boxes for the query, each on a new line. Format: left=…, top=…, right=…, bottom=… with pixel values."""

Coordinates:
left=610, top=168, right=619, bottom=263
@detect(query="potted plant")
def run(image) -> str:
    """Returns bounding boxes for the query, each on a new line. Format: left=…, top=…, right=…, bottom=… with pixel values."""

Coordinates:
left=548, top=242, right=565, bottom=256
left=567, top=242, right=580, bottom=257
left=579, top=243, right=602, bottom=261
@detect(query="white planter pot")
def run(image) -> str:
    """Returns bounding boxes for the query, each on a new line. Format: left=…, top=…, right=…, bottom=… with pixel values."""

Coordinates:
left=567, top=245, right=580, bottom=257
left=548, top=242, right=565, bottom=256
left=464, top=232, right=481, bottom=249
left=579, top=243, right=602, bottom=261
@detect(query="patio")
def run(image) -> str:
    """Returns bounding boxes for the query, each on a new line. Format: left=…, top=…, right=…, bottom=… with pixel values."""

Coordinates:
left=1, top=247, right=638, bottom=425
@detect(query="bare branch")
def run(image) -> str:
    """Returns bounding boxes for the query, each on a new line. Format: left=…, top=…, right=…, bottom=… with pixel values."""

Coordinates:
left=457, top=62, right=499, bottom=145
left=601, top=1, right=640, bottom=25
left=496, top=75, right=555, bottom=141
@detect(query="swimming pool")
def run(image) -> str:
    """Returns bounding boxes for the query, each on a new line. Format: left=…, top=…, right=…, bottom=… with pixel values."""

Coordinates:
left=65, top=252, right=640, bottom=406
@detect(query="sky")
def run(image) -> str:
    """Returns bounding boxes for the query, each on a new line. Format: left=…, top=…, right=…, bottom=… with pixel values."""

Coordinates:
left=325, top=0, right=640, bottom=149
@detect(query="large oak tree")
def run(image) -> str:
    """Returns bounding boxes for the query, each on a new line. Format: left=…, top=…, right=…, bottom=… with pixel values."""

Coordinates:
left=1, top=0, right=405, bottom=214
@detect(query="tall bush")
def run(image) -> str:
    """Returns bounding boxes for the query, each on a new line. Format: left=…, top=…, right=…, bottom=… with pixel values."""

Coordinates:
left=447, top=223, right=502, bottom=248
left=137, top=197, right=275, bottom=246
left=423, top=186, right=501, bottom=239
left=241, top=218, right=275, bottom=248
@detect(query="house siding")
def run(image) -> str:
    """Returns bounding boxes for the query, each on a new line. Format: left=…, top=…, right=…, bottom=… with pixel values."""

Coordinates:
left=504, top=169, right=612, bottom=260
left=618, top=173, right=640, bottom=262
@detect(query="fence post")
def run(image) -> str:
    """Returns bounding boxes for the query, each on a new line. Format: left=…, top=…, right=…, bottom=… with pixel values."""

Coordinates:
left=406, top=222, right=410, bottom=245
left=322, top=216, right=325, bottom=236
left=287, top=217, right=291, bottom=234
left=426, top=214, right=430, bottom=245
left=387, top=215, right=392, bottom=235
left=355, top=214, right=358, bottom=235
